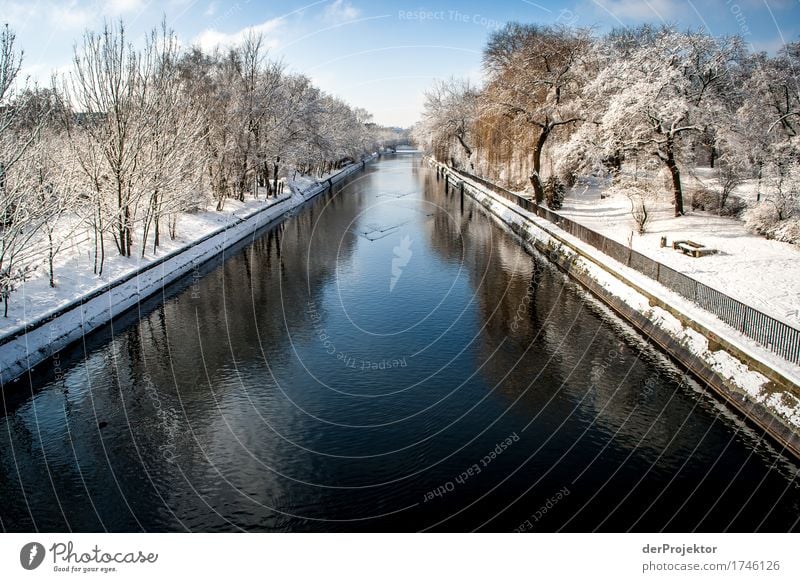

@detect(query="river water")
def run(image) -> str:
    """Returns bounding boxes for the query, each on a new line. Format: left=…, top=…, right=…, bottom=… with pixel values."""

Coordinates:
left=1, top=152, right=798, bottom=532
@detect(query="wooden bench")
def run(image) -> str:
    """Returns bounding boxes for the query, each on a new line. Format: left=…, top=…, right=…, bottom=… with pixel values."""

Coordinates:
left=672, top=239, right=717, bottom=258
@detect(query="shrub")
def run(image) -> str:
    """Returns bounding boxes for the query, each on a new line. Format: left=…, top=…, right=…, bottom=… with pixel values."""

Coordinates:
left=544, top=176, right=566, bottom=210
left=745, top=202, right=778, bottom=236
left=745, top=204, right=800, bottom=245
left=608, top=177, right=654, bottom=235
left=629, top=194, right=650, bottom=234
left=689, top=186, right=718, bottom=212
left=720, top=195, right=747, bottom=218
left=690, top=185, right=746, bottom=217
left=769, top=216, right=800, bottom=244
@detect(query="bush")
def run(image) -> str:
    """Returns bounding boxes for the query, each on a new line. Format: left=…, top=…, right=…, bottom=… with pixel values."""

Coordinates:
left=769, top=216, right=800, bottom=244
left=553, top=138, right=586, bottom=187
left=720, top=195, right=747, bottom=217
left=689, top=186, right=718, bottom=212
left=608, top=177, right=654, bottom=235
left=745, top=203, right=778, bottom=236
left=544, top=176, right=566, bottom=210
left=690, top=186, right=747, bottom=217
left=629, top=194, right=650, bottom=234
left=745, top=204, right=800, bottom=245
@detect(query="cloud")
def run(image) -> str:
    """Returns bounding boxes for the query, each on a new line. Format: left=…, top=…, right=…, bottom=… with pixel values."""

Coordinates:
left=50, top=1, right=95, bottom=29
left=1, top=0, right=145, bottom=29
left=590, top=0, right=683, bottom=21
left=193, top=17, right=284, bottom=52
left=204, top=2, right=218, bottom=17
left=103, top=0, right=146, bottom=16
left=324, top=0, right=360, bottom=23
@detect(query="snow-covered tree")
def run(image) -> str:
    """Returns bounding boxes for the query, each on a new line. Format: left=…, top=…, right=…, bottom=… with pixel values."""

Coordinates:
left=421, top=78, right=479, bottom=169
left=0, top=18, right=385, bottom=310
left=0, top=26, right=54, bottom=314
left=14, top=88, right=81, bottom=287
left=482, top=23, right=592, bottom=203
left=70, top=21, right=152, bottom=257
left=138, top=23, right=206, bottom=254
left=588, top=27, right=742, bottom=216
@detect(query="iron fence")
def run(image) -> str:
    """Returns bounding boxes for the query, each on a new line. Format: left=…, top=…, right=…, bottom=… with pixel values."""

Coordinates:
left=438, top=163, right=800, bottom=366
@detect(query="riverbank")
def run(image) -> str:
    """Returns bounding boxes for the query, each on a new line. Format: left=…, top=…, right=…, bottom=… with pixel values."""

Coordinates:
left=0, top=156, right=376, bottom=386
left=558, top=172, right=800, bottom=329
left=430, top=158, right=800, bottom=460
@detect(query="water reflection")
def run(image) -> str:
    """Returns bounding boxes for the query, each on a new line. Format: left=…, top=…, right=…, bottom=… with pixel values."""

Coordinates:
left=1, top=154, right=798, bottom=532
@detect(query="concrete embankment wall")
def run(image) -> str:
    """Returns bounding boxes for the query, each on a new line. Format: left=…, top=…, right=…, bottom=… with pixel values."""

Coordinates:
left=431, top=159, right=800, bottom=460
left=0, top=158, right=374, bottom=386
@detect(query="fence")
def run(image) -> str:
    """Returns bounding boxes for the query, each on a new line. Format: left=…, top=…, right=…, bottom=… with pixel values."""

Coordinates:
left=438, top=163, right=800, bottom=367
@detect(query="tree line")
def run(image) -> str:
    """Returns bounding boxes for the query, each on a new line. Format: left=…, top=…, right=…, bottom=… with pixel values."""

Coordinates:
left=0, top=21, right=397, bottom=316
left=415, top=23, right=799, bottom=238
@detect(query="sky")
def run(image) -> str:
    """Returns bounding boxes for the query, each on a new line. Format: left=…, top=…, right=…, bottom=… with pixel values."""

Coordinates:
left=1, top=0, right=799, bottom=127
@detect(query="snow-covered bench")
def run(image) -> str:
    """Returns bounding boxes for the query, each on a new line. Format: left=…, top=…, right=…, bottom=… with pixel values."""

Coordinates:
left=672, top=239, right=717, bottom=258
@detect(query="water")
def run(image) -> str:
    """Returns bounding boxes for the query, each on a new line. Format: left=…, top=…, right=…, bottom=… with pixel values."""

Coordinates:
left=1, top=153, right=798, bottom=532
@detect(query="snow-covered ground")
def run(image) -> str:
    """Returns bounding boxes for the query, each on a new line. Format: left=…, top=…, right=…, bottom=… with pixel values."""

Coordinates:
left=1, top=195, right=281, bottom=339
left=443, top=162, right=800, bottom=434
left=0, top=162, right=367, bottom=341
left=557, top=171, right=800, bottom=328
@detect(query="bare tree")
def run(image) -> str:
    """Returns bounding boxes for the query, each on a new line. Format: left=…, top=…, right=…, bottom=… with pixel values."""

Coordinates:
left=0, top=25, right=52, bottom=315
left=482, top=24, right=591, bottom=203
left=70, top=21, right=150, bottom=257
left=139, top=22, right=206, bottom=255
left=421, top=78, right=479, bottom=169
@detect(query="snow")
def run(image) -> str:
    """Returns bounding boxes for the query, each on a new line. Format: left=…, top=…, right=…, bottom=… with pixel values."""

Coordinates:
left=445, top=161, right=800, bottom=431
left=558, top=173, right=800, bottom=328
left=1, top=195, right=285, bottom=338
left=0, top=158, right=374, bottom=349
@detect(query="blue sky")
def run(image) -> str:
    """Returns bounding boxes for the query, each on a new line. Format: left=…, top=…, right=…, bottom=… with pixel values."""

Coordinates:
left=2, top=0, right=799, bottom=126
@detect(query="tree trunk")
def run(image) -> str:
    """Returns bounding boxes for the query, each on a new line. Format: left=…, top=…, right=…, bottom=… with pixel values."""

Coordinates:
left=93, top=223, right=98, bottom=275
left=48, top=231, right=55, bottom=288
left=756, top=160, right=763, bottom=202
left=117, top=178, right=127, bottom=256
left=529, top=126, right=550, bottom=204
left=153, top=206, right=160, bottom=253
left=456, top=135, right=473, bottom=170
left=664, top=139, right=684, bottom=216
left=125, top=206, right=133, bottom=256
left=98, top=226, right=105, bottom=277
left=273, top=157, right=280, bottom=196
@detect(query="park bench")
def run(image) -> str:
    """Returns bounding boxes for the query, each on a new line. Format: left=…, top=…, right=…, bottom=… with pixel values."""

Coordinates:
left=672, top=239, right=717, bottom=258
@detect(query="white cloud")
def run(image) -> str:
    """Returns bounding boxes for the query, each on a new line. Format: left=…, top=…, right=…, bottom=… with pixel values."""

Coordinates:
left=49, top=1, right=95, bottom=29
left=591, top=0, right=682, bottom=21
left=323, top=0, right=360, bottom=23
left=103, top=0, right=146, bottom=15
left=193, top=17, right=283, bottom=52
left=204, top=2, right=218, bottom=17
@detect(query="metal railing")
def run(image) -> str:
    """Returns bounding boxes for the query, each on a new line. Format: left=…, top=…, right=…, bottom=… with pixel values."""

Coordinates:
left=438, top=162, right=800, bottom=366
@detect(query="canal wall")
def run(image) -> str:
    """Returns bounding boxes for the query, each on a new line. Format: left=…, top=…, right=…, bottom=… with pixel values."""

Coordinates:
left=430, top=159, right=800, bottom=460
left=0, top=157, right=376, bottom=387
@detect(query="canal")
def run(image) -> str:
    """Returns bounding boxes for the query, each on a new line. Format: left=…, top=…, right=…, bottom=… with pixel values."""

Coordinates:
left=1, top=152, right=798, bottom=532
